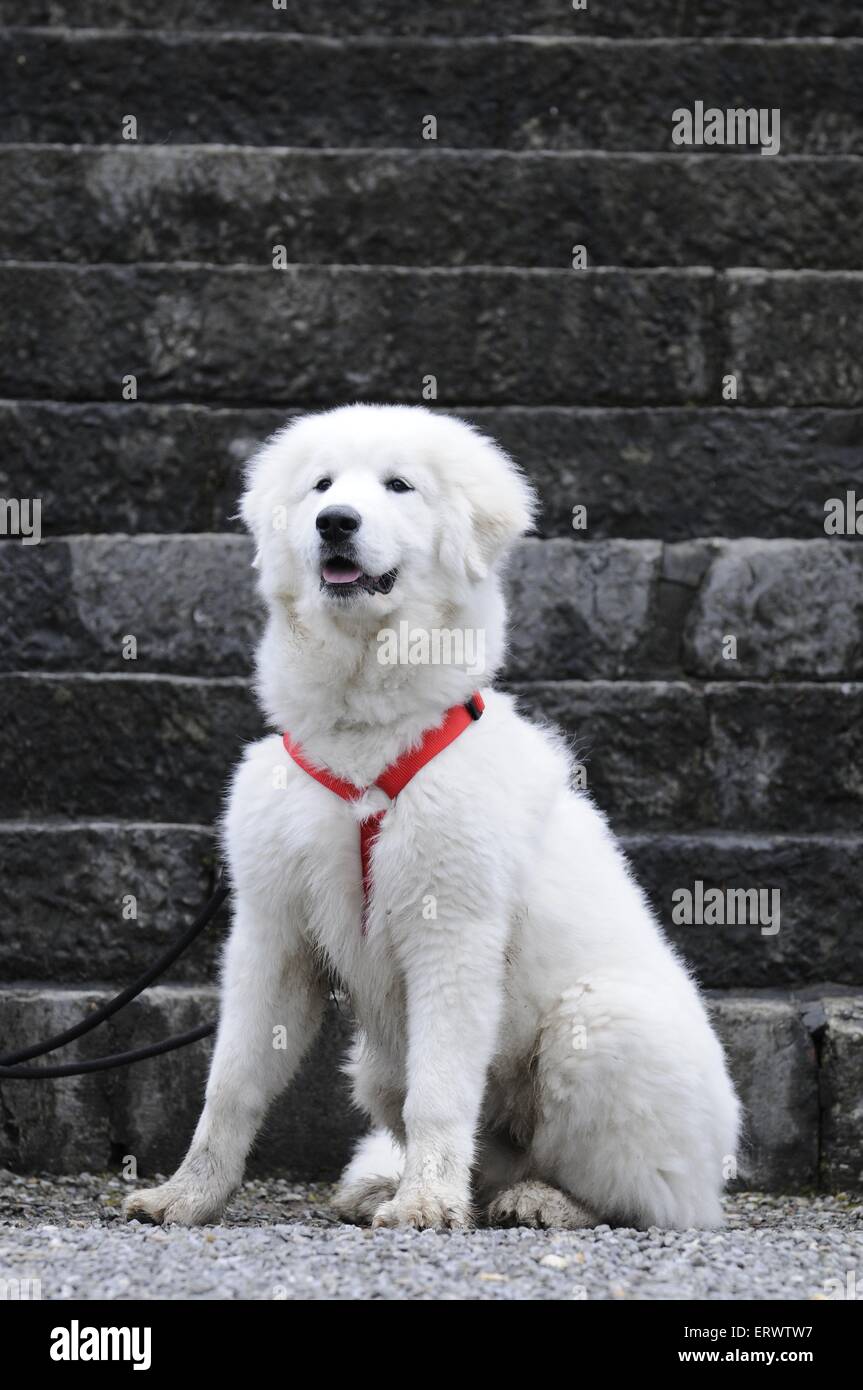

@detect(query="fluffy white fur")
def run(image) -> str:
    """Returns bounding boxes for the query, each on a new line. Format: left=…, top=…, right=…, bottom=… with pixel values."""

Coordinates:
left=124, top=404, right=740, bottom=1232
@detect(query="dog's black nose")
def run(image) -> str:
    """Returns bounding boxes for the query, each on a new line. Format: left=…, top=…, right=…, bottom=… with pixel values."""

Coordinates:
left=316, top=505, right=361, bottom=543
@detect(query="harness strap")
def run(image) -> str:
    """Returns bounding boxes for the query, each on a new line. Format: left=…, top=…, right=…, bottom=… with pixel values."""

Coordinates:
left=283, top=692, right=485, bottom=932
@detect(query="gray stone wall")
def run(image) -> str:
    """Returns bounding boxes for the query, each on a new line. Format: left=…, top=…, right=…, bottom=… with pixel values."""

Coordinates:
left=0, top=3, right=861, bottom=1188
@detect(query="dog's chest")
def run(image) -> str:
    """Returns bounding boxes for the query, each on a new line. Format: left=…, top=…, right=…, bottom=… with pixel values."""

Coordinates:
left=277, top=786, right=411, bottom=992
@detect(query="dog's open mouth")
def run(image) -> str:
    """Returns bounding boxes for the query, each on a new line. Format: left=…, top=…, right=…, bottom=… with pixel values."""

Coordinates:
left=320, top=556, right=397, bottom=597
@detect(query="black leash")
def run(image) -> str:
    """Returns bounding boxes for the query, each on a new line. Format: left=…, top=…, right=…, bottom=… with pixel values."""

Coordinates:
left=0, top=878, right=230, bottom=1079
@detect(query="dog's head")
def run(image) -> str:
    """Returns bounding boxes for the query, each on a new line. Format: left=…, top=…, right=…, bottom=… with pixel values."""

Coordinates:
left=240, top=405, right=537, bottom=623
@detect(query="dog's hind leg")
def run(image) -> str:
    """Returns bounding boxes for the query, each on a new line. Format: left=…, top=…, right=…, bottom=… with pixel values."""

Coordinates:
left=332, top=1130, right=404, bottom=1224
left=475, top=1128, right=596, bottom=1229
left=333, top=1035, right=405, bottom=1224
left=523, top=979, right=738, bottom=1230
left=124, top=896, right=326, bottom=1226
left=487, top=1179, right=597, bottom=1230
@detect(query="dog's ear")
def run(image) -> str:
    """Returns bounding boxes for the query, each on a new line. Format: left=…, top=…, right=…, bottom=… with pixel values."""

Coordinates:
left=239, top=447, right=274, bottom=572
left=239, top=423, right=304, bottom=595
left=441, top=432, right=537, bottom=581
left=238, top=484, right=263, bottom=570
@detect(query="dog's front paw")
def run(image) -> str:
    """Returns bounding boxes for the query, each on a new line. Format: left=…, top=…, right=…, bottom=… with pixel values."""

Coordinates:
left=123, top=1179, right=229, bottom=1227
left=371, top=1185, right=472, bottom=1231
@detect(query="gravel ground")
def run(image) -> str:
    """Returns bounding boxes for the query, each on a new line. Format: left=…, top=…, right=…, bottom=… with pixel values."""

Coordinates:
left=1, top=1173, right=861, bottom=1301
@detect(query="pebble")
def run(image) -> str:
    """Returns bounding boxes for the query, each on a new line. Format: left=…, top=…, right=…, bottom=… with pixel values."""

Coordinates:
left=0, top=1172, right=860, bottom=1301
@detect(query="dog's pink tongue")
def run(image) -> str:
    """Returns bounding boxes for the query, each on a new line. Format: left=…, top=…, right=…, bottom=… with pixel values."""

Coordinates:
left=323, top=562, right=362, bottom=584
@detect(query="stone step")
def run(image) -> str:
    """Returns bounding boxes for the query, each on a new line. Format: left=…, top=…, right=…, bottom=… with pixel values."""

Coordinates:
left=3, top=147, right=860, bottom=270
left=1, top=983, right=859, bottom=1192
left=0, top=823, right=860, bottom=991
left=2, top=263, right=714, bottom=406
left=0, top=985, right=363, bottom=1180
left=6, top=401, right=860, bottom=541
left=1, top=34, right=860, bottom=152
left=1, top=674, right=860, bottom=833
left=4, top=2, right=860, bottom=39
left=3, top=536, right=863, bottom=682
left=0, top=822, right=221, bottom=985
left=2, top=264, right=861, bottom=406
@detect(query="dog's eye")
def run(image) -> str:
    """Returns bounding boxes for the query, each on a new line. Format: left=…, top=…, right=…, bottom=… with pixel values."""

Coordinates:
left=386, top=478, right=414, bottom=494
left=313, top=478, right=332, bottom=493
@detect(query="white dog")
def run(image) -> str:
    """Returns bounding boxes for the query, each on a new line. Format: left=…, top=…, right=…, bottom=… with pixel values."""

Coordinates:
left=124, top=404, right=740, bottom=1231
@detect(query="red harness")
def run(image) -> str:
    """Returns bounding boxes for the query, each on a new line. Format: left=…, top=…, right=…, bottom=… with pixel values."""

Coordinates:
left=283, top=693, right=485, bottom=933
